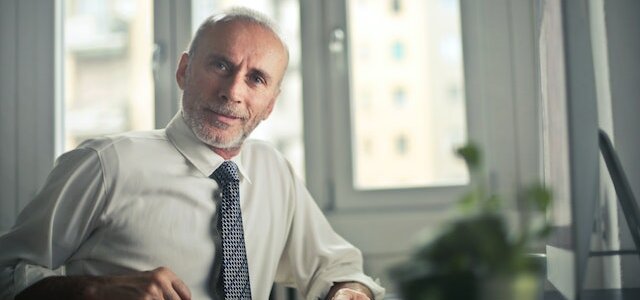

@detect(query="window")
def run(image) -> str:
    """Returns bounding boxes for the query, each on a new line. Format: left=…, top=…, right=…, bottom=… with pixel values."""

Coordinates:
left=348, top=0, right=468, bottom=191
left=302, top=0, right=539, bottom=290
left=393, top=87, right=406, bottom=107
left=63, top=0, right=154, bottom=150
left=395, top=134, right=408, bottom=155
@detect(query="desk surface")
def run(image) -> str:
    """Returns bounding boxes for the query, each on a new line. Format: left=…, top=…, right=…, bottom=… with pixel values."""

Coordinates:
left=544, top=288, right=640, bottom=300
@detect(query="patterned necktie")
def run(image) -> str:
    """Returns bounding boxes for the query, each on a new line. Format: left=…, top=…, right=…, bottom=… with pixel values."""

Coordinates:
left=211, top=161, right=252, bottom=299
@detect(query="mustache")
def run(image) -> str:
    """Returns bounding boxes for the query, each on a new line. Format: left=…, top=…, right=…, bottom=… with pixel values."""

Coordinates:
left=207, top=104, right=248, bottom=120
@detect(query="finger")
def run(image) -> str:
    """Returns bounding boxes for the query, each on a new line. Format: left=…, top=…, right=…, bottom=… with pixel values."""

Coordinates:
left=162, top=287, right=182, bottom=300
left=142, top=284, right=165, bottom=300
left=332, top=288, right=371, bottom=300
left=148, top=267, right=178, bottom=300
left=150, top=267, right=189, bottom=300
left=153, top=266, right=175, bottom=277
left=172, top=279, right=192, bottom=300
left=152, top=267, right=190, bottom=300
left=332, top=289, right=351, bottom=300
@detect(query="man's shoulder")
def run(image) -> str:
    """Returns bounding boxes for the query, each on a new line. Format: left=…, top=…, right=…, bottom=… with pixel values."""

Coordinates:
left=241, top=139, right=282, bottom=157
left=65, top=129, right=174, bottom=177
left=77, top=129, right=168, bottom=153
left=240, top=139, right=300, bottom=182
left=240, top=139, right=290, bottom=167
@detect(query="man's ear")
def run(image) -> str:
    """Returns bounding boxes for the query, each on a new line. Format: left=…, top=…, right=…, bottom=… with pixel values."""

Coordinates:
left=176, top=52, right=190, bottom=90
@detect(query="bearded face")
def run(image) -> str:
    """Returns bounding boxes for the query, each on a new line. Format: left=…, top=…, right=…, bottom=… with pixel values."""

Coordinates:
left=182, top=77, right=267, bottom=149
left=177, top=20, right=288, bottom=153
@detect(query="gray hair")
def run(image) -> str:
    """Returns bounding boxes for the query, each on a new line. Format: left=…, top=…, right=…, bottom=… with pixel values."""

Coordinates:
left=187, top=6, right=287, bottom=57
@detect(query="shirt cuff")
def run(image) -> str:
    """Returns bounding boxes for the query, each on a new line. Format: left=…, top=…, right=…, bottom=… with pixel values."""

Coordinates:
left=11, top=261, right=66, bottom=297
left=308, top=272, right=385, bottom=300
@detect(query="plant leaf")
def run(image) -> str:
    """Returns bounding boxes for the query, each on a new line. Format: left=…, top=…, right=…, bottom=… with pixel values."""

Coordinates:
left=526, top=184, right=553, bottom=212
left=455, top=143, right=481, bottom=171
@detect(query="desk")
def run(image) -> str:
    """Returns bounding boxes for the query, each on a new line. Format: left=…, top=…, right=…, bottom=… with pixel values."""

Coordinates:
left=544, top=288, right=640, bottom=300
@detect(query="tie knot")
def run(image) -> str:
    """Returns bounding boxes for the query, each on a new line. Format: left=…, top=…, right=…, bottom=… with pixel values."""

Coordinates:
left=211, top=161, right=240, bottom=184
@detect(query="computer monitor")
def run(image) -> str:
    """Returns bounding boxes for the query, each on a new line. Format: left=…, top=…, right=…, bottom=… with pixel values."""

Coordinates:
left=537, top=0, right=600, bottom=299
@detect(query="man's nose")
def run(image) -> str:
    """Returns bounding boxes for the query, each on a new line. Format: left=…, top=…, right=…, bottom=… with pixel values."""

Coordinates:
left=218, top=74, right=245, bottom=103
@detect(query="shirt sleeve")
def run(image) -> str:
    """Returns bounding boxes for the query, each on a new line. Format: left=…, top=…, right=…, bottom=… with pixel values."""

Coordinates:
left=0, top=146, right=108, bottom=300
left=274, top=164, right=385, bottom=300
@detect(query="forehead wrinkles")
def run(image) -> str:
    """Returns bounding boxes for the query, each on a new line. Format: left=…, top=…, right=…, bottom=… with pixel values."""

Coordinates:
left=204, top=22, right=282, bottom=57
left=196, top=22, right=287, bottom=83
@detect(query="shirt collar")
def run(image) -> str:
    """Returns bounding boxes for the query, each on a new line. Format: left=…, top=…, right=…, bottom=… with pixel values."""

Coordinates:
left=165, top=111, right=252, bottom=184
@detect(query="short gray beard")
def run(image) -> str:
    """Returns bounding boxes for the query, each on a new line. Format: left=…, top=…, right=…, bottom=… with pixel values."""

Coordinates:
left=180, top=67, right=263, bottom=151
left=183, top=109, right=247, bottom=150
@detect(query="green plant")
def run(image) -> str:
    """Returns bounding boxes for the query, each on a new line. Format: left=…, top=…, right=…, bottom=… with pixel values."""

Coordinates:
left=390, top=143, right=553, bottom=300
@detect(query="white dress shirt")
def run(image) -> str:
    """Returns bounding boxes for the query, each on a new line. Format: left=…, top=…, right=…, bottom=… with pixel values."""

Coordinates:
left=0, top=112, right=384, bottom=300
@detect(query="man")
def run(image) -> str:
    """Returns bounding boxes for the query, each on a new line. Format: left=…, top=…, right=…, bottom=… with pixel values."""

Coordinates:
left=0, top=7, right=384, bottom=300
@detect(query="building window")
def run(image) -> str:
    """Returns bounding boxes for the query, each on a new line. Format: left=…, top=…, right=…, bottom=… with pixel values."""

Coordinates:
left=393, top=87, right=406, bottom=107
left=395, top=135, right=408, bottom=155
left=392, top=41, right=405, bottom=60
left=391, top=0, right=402, bottom=13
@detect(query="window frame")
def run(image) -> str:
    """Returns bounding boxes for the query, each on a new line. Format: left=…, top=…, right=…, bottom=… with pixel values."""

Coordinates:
left=0, top=0, right=60, bottom=232
left=153, top=0, right=192, bottom=127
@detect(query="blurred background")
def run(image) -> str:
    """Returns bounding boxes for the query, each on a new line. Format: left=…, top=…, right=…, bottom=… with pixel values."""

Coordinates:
left=1, top=0, right=639, bottom=298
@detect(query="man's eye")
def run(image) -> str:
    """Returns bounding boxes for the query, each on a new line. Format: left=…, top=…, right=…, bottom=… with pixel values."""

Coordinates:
left=250, top=74, right=265, bottom=85
left=213, top=61, right=228, bottom=71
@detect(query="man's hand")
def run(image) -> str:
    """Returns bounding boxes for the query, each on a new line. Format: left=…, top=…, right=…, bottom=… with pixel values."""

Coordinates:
left=326, top=282, right=373, bottom=300
left=330, top=288, right=371, bottom=300
left=16, top=266, right=191, bottom=300
left=83, top=267, right=191, bottom=300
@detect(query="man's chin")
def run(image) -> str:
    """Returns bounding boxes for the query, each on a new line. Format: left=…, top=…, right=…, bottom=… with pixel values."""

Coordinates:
left=195, top=131, right=243, bottom=150
left=186, top=119, right=246, bottom=149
